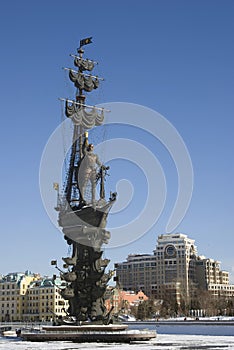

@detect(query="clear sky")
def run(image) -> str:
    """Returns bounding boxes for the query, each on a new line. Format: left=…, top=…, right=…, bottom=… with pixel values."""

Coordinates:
left=0, top=1, right=233, bottom=282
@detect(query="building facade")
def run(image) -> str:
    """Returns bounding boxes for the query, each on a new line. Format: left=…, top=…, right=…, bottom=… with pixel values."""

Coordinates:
left=196, top=257, right=234, bottom=298
left=115, top=254, right=157, bottom=296
left=105, top=286, right=148, bottom=316
left=23, top=277, right=69, bottom=322
left=154, top=233, right=198, bottom=303
left=0, top=272, right=68, bottom=322
left=115, top=233, right=234, bottom=305
left=0, top=271, right=40, bottom=322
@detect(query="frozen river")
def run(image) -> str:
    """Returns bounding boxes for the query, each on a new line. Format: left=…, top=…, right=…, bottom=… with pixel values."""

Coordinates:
left=1, top=322, right=234, bottom=349
left=1, top=334, right=234, bottom=350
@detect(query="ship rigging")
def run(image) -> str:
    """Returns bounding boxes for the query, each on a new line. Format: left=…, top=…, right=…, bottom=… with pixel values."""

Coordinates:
left=52, top=38, right=117, bottom=325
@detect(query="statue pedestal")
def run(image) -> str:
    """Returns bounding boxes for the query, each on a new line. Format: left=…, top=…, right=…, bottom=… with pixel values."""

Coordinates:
left=20, top=324, right=157, bottom=343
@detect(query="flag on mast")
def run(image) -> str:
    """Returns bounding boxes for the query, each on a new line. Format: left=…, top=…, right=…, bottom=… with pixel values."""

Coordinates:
left=79, top=37, right=93, bottom=48
left=53, top=182, right=59, bottom=191
left=51, top=260, right=57, bottom=266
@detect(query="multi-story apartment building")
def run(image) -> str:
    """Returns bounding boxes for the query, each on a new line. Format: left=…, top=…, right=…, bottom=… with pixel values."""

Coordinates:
left=116, top=233, right=234, bottom=304
left=0, top=271, right=40, bottom=322
left=0, top=272, right=68, bottom=322
left=116, top=233, right=197, bottom=300
left=154, top=233, right=198, bottom=303
left=115, top=254, right=157, bottom=296
left=23, top=277, right=69, bottom=322
left=196, top=257, right=234, bottom=298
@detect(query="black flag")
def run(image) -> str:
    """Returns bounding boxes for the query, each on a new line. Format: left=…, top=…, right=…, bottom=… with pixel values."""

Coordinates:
left=51, top=260, right=57, bottom=266
left=79, top=37, right=93, bottom=48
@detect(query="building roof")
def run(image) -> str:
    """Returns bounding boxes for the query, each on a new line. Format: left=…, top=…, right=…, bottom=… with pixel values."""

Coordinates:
left=120, top=290, right=148, bottom=305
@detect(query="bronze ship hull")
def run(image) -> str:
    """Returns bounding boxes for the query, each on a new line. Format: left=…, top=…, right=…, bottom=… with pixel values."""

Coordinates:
left=59, top=201, right=113, bottom=229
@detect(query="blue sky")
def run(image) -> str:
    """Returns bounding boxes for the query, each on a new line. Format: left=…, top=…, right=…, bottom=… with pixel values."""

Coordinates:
left=0, top=1, right=233, bottom=282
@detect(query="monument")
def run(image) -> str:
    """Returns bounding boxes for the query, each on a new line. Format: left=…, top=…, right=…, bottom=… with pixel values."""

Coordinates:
left=21, top=38, right=156, bottom=342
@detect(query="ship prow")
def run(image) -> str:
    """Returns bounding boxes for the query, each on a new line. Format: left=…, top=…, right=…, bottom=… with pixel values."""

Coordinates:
left=59, top=193, right=116, bottom=230
left=59, top=195, right=116, bottom=247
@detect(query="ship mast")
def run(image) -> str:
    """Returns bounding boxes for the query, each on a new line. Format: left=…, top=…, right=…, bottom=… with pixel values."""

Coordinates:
left=62, top=38, right=109, bottom=208
left=53, top=40, right=118, bottom=326
left=65, top=47, right=88, bottom=205
left=76, top=47, right=86, bottom=160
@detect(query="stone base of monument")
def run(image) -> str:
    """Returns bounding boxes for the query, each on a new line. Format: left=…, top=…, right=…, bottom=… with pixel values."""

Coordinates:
left=20, top=324, right=157, bottom=343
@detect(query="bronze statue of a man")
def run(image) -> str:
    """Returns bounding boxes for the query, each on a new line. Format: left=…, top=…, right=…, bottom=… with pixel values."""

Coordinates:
left=78, top=142, right=101, bottom=205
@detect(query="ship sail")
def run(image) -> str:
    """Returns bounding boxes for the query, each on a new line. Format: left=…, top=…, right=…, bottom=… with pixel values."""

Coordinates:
left=65, top=100, right=104, bottom=128
left=69, top=70, right=99, bottom=92
left=73, top=56, right=95, bottom=71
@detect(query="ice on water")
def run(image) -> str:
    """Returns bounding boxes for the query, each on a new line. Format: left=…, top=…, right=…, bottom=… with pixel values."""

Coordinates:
left=1, top=335, right=234, bottom=350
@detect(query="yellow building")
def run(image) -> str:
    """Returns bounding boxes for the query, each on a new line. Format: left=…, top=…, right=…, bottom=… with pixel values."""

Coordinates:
left=0, top=271, right=40, bottom=322
left=0, top=272, right=69, bottom=322
left=23, top=276, right=69, bottom=322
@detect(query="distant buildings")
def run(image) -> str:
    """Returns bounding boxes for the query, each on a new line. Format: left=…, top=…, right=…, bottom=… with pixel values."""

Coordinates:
left=0, top=271, right=68, bottom=322
left=1, top=233, right=234, bottom=321
left=115, top=233, right=234, bottom=307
